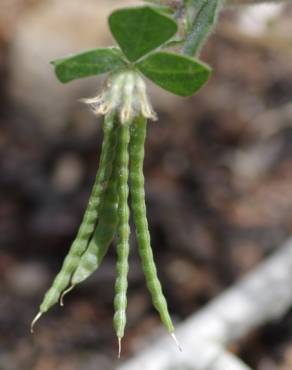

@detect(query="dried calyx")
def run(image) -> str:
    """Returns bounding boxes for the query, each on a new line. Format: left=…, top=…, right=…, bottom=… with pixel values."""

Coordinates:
left=82, top=69, right=157, bottom=124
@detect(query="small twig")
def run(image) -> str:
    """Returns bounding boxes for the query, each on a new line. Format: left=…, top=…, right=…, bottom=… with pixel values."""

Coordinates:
left=181, top=342, right=253, bottom=370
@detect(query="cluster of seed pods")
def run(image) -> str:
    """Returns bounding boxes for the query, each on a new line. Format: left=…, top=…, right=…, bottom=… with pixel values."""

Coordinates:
left=31, top=70, right=180, bottom=356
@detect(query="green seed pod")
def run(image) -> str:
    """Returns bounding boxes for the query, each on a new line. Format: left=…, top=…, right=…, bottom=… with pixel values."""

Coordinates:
left=31, top=113, right=117, bottom=331
left=71, top=121, right=121, bottom=286
left=129, top=116, right=175, bottom=334
left=113, top=123, right=131, bottom=357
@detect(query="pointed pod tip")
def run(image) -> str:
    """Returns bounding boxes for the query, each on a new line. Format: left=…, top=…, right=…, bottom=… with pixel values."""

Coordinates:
left=30, top=312, right=42, bottom=334
left=118, top=337, right=122, bottom=359
left=171, top=333, right=182, bottom=352
left=60, top=285, right=74, bottom=307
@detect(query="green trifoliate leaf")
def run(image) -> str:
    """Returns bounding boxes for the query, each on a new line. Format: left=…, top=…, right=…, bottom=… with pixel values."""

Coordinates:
left=51, top=48, right=126, bottom=83
left=137, top=51, right=212, bottom=96
left=108, top=6, right=178, bottom=62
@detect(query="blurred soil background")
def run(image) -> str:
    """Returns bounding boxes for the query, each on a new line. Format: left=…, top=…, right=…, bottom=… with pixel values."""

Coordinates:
left=1, top=1, right=292, bottom=369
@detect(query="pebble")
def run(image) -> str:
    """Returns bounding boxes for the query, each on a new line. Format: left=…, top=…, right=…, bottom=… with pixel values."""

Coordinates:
left=5, top=261, right=50, bottom=296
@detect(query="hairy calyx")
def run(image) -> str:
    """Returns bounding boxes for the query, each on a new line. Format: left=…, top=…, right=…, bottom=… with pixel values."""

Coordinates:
left=82, top=69, right=157, bottom=124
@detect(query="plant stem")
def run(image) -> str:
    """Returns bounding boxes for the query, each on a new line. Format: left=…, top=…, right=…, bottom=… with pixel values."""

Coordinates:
left=183, top=0, right=222, bottom=56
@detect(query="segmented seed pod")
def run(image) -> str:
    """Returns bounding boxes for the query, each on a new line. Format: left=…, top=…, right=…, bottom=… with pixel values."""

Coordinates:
left=113, top=123, right=131, bottom=356
left=71, top=121, right=121, bottom=286
left=129, top=116, right=175, bottom=334
left=31, top=113, right=117, bottom=328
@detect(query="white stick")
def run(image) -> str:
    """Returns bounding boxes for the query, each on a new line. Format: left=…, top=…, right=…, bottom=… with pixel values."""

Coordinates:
left=182, top=342, right=253, bottom=370
left=116, top=238, right=292, bottom=370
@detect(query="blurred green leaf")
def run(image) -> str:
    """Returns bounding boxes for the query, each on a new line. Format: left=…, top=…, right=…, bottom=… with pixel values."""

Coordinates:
left=108, top=6, right=178, bottom=62
left=183, top=0, right=221, bottom=56
left=137, top=51, right=212, bottom=96
left=51, top=48, right=125, bottom=83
